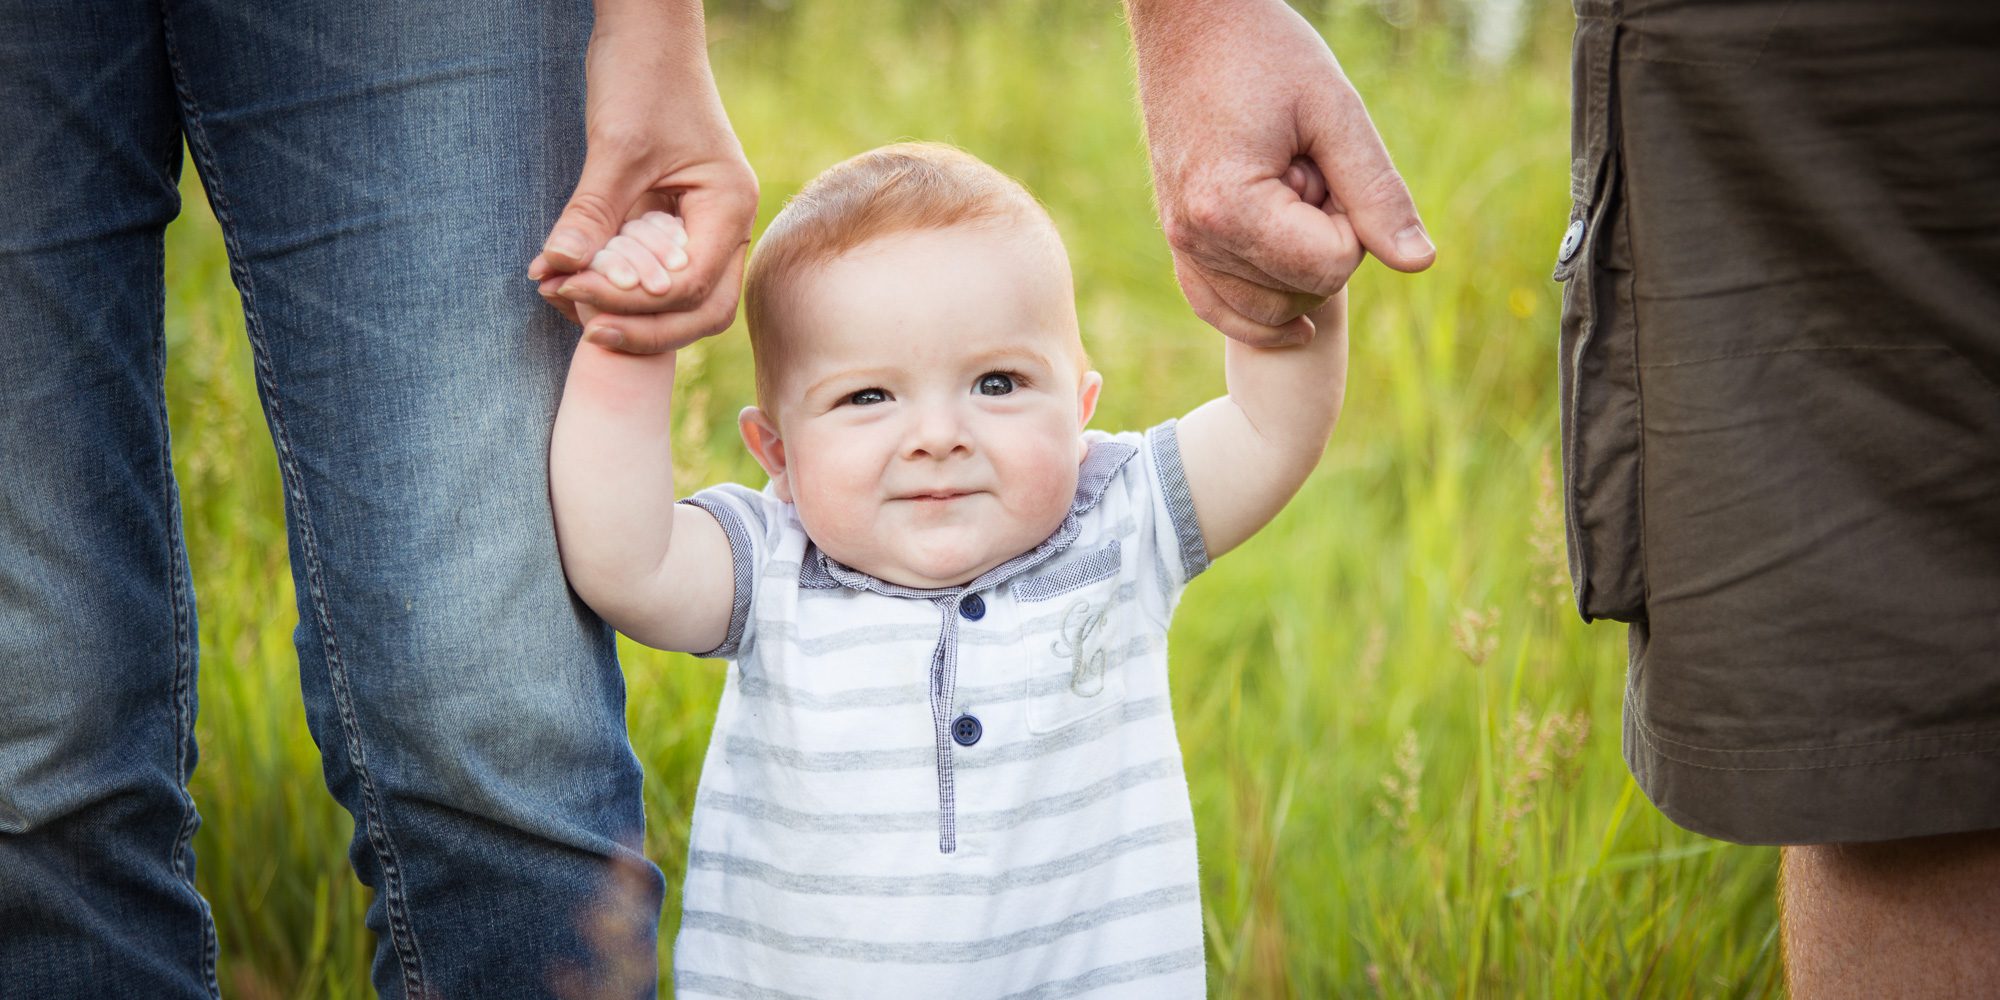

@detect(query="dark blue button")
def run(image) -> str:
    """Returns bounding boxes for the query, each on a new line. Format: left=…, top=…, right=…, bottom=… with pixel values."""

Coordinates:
left=952, top=714, right=982, bottom=747
left=959, top=593, right=985, bottom=621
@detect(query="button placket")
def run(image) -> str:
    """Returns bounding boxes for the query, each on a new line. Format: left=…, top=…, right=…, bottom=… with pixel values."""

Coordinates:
left=927, top=596, right=966, bottom=853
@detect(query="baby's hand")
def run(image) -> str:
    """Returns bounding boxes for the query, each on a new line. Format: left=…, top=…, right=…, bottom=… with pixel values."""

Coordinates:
left=1281, top=157, right=1331, bottom=212
left=586, top=212, right=691, bottom=296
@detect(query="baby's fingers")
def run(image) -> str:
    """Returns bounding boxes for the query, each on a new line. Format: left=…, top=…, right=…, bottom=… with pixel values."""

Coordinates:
left=615, top=213, right=690, bottom=293
left=595, top=235, right=673, bottom=295
left=632, top=212, right=690, bottom=263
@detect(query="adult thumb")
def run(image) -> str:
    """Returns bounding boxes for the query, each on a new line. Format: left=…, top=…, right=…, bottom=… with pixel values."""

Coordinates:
left=1309, top=99, right=1435, bottom=274
left=542, top=150, right=650, bottom=274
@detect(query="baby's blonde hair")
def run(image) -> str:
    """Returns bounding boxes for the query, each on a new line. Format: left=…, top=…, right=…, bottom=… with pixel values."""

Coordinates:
left=744, top=142, right=1076, bottom=408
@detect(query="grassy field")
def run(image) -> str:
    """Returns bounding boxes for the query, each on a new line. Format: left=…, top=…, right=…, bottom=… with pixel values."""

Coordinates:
left=164, top=1, right=1784, bottom=995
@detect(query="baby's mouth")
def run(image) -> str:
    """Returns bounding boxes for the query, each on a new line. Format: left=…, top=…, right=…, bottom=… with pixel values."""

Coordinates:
left=898, top=490, right=976, bottom=502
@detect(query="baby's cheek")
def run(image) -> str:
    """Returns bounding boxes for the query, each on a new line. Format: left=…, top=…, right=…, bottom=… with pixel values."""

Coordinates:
left=793, top=478, right=876, bottom=557
left=1010, top=452, right=1080, bottom=522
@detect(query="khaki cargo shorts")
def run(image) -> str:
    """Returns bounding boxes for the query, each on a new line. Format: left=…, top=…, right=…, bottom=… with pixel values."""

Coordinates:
left=1557, top=0, right=2000, bottom=844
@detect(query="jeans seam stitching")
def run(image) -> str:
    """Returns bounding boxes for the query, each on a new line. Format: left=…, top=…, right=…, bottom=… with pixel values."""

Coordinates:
left=149, top=162, right=218, bottom=999
left=159, top=14, right=429, bottom=997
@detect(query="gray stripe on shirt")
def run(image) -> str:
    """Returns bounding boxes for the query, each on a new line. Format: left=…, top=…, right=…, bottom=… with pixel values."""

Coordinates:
left=698, top=755, right=1182, bottom=833
left=673, top=973, right=818, bottom=1000
left=677, top=946, right=1204, bottom=1000
left=994, top=946, right=1207, bottom=1000
left=734, top=635, right=1157, bottom=711
left=718, top=696, right=1170, bottom=772
left=747, top=581, right=1142, bottom=656
left=686, top=820, right=1196, bottom=897
left=679, top=883, right=1199, bottom=963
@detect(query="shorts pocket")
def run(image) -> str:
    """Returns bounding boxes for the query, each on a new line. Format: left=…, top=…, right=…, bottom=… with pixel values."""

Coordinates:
left=1555, top=9, right=1647, bottom=623
left=1011, top=541, right=1129, bottom=734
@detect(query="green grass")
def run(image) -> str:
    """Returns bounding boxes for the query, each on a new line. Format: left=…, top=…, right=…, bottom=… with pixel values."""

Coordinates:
left=167, top=1, right=1783, bottom=995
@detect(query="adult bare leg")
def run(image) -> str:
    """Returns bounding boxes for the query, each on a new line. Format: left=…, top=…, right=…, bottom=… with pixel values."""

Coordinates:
left=1782, top=829, right=2000, bottom=999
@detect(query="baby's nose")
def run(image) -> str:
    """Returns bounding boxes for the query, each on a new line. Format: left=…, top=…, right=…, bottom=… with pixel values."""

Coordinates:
left=902, top=402, right=973, bottom=458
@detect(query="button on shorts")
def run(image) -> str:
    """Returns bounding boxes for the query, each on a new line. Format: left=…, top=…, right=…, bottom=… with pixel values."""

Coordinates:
left=1557, top=0, right=2000, bottom=844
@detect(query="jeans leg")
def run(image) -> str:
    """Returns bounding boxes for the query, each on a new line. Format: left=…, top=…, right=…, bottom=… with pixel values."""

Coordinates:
left=159, top=1, right=661, bottom=996
left=0, top=3, right=217, bottom=997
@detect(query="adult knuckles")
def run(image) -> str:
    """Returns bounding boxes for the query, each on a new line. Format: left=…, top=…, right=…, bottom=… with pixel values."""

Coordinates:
left=1176, top=182, right=1242, bottom=247
left=586, top=122, right=654, bottom=160
left=560, top=188, right=623, bottom=236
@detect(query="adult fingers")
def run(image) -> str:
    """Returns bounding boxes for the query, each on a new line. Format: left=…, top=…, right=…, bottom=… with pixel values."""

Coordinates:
left=1306, top=89, right=1435, bottom=273
left=1195, top=256, right=1327, bottom=329
left=1174, top=255, right=1312, bottom=349
left=1171, top=167, right=1365, bottom=304
left=581, top=249, right=747, bottom=355
left=540, top=147, right=651, bottom=274
left=538, top=276, right=581, bottom=324
left=528, top=251, right=556, bottom=282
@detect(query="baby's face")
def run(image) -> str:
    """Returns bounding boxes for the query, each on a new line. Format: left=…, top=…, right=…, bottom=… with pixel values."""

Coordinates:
left=742, top=224, right=1100, bottom=590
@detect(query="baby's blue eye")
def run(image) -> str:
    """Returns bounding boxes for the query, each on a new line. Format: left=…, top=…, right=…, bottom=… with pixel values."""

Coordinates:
left=848, top=388, right=887, bottom=406
left=976, top=372, right=1015, bottom=396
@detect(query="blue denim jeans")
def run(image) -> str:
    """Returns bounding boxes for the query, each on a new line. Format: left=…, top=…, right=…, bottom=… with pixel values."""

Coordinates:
left=0, top=1, right=663, bottom=996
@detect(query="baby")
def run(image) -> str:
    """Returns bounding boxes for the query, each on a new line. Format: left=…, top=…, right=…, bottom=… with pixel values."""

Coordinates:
left=550, top=143, right=1345, bottom=997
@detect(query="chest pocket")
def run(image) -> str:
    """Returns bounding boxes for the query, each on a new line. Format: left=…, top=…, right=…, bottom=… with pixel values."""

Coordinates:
left=1010, top=540, right=1128, bottom=734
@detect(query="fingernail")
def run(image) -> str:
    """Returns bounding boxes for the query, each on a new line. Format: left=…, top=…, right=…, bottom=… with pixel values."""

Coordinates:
left=587, top=328, right=624, bottom=350
left=666, top=247, right=689, bottom=270
left=556, top=281, right=579, bottom=298
left=1395, top=224, right=1435, bottom=260
left=546, top=230, right=586, bottom=260
left=642, top=271, right=673, bottom=295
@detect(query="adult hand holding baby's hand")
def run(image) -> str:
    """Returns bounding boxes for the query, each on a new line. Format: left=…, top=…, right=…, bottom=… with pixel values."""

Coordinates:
left=554, top=212, right=699, bottom=350
left=1127, top=0, right=1432, bottom=346
left=530, top=10, right=757, bottom=354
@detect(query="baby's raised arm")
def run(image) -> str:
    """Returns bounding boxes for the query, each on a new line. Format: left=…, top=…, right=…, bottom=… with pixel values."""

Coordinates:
left=1172, top=288, right=1348, bottom=561
left=1171, top=162, right=1349, bottom=560
left=549, top=216, right=737, bottom=653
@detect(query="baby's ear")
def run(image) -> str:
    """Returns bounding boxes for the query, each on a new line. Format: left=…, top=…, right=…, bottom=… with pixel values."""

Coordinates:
left=738, top=406, right=794, bottom=502
left=1077, top=370, right=1103, bottom=425
left=1076, top=371, right=1103, bottom=461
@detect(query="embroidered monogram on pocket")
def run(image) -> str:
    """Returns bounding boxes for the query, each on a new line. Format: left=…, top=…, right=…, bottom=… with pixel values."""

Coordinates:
left=1052, top=598, right=1111, bottom=697
left=1013, top=542, right=1129, bottom=734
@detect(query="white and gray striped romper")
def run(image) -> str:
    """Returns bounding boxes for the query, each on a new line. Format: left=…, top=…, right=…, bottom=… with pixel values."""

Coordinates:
left=672, top=421, right=1210, bottom=998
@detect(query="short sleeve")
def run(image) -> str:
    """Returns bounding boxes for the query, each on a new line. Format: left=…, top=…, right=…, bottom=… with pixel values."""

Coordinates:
left=678, top=482, right=794, bottom=659
left=1080, top=419, right=1211, bottom=627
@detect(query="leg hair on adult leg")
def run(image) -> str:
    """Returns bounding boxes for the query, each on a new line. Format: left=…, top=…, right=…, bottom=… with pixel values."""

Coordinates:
left=1782, top=828, right=2000, bottom=1000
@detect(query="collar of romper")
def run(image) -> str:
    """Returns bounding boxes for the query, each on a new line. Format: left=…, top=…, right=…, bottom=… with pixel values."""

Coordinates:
left=799, top=439, right=1138, bottom=600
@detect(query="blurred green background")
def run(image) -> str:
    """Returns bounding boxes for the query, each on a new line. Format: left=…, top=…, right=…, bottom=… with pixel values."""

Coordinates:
left=163, top=0, right=1783, bottom=995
